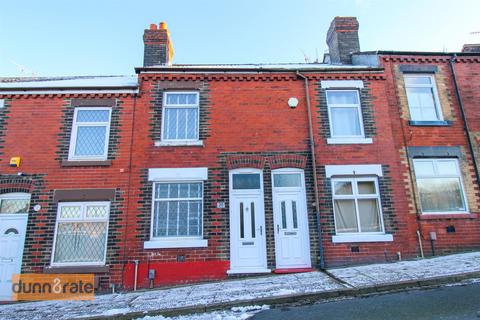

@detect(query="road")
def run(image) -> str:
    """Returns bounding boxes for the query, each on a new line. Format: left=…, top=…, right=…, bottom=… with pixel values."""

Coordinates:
left=251, top=282, right=480, bottom=320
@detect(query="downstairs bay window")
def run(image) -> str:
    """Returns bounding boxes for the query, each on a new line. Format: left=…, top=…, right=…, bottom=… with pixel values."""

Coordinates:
left=52, top=202, right=110, bottom=266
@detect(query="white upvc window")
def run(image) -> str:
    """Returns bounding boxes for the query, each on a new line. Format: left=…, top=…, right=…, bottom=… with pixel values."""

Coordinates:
left=404, top=74, right=443, bottom=121
left=332, top=177, right=385, bottom=235
left=151, top=182, right=203, bottom=240
left=161, top=92, right=199, bottom=142
left=51, top=202, right=110, bottom=266
left=68, top=107, right=112, bottom=160
left=326, top=90, right=365, bottom=139
left=413, top=158, right=468, bottom=214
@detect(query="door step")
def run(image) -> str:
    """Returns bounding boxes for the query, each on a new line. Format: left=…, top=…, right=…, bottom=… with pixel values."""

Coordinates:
left=273, top=268, right=314, bottom=274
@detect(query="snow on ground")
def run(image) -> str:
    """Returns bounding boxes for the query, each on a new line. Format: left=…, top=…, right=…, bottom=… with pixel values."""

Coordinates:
left=137, top=305, right=269, bottom=320
left=0, top=252, right=479, bottom=320
left=328, top=251, right=480, bottom=287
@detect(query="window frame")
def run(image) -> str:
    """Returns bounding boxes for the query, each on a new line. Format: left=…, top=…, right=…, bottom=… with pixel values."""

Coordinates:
left=161, top=91, right=200, bottom=143
left=413, top=158, right=469, bottom=214
left=0, top=192, right=31, bottom=214
left=150, top=181, right=204, bottom=241
left=51, top=201, right=110, bottom=267
left=404, top=74, right=443, bottom=121
left=331, top=176, right=386, bottom=235
left=68, top=107, right=112, bottom=161
left=326, top=89, right=365, bottom=139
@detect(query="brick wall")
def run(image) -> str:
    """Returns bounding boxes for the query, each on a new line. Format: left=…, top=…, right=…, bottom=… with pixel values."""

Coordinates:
left=381, top=55, right=480, bottom=256
left=0, top=94, right=134, bottom=290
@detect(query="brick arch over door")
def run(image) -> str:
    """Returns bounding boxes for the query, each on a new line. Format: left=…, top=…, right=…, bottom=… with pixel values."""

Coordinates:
left=226, top=155, right=265, bottom=170
left=0, top=177, right=34, bottom=195
left=267, top=154, right=307, bottom=169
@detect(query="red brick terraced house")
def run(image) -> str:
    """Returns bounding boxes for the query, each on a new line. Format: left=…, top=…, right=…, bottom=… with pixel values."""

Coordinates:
left=0, top=17, right=479, bottom=296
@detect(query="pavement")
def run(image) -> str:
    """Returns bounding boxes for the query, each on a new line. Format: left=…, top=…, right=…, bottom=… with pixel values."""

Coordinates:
left=0, top=251, right=480, bottom=320
left=252, top=280, right=480, bottom=320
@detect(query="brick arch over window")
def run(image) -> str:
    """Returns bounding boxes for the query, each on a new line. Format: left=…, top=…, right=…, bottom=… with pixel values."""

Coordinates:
left=0, top=178, right=33, bottom=195
left=226, top=155, right=265, bottom=170
left=268, top=154, right=307, bottom=170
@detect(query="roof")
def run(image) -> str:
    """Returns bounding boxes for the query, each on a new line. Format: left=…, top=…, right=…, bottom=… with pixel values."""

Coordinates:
left=0, top=75, right=138, bottom=92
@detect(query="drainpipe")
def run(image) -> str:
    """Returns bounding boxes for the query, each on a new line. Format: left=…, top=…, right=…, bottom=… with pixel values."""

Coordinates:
left=449, top=55, right=480, bottom=188
left=133, top=260, right=139, bottom=291
left=121, top=92, right=138, bottom=288
left=296, top=71, right=325, bottom=270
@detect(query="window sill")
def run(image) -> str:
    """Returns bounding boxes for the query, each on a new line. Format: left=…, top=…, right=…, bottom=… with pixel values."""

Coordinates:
left=419, top=213, right=476, bottom=220
left=227, top=268, right=271, bottom=275
left=44, top=265, right=109, bottom=274
left=332, top=234, right=393, bottom=243
left=154, top=140, right=204, bottom=147
left=144, top=239, right=208, bottom=249
left=62, top=160, right=111, bottom=167
left=408, top=120, right=452, bottom=127
left=327, top=137, right=373, bottom=145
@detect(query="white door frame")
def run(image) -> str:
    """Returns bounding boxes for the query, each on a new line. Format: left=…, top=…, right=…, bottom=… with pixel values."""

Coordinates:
left=228, top=168, right=269, bottom=274
left=271, top=168, right=311, bottom=269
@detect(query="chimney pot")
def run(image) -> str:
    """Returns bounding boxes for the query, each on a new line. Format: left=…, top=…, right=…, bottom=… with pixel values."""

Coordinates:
left=149, top=24, right=157, bottom=30
left=326, top=16, right=360, bottom=64
left=159, top=22, right=167, bottom=30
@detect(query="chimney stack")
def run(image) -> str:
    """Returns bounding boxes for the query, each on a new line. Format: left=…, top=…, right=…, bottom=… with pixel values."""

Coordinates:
left=462, top=44, right=480, bottom=53
left=143, top=22, right=174, bottom=67
left=326, top=17, right=360, bottom=64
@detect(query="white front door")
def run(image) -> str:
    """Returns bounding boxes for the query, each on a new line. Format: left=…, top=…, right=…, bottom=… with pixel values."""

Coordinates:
left=0, top=214, right=28, bottom=301
left=272, top=169, right=311, bottom=269
left=229, top=169, right=268, bottom=274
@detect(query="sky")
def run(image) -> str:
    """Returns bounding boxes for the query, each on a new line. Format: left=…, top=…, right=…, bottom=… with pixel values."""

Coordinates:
left=1, top=0, right=479, bottom=77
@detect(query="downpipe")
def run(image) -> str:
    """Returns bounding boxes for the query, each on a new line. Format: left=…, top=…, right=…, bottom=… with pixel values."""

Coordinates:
left=133, top=260, right=139, bottom=291
left=296, top=71, right=325, bottom=270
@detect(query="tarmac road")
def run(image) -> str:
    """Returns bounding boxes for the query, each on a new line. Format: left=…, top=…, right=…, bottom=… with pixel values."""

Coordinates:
left=252, top=281, right=480, bottom=320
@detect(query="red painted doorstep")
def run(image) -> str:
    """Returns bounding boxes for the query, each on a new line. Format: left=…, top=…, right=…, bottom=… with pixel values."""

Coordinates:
left=273, top=268, right=315, bottom=274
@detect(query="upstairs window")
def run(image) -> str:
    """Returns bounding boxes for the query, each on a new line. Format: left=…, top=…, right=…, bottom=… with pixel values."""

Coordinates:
left=326, top=90, right=364, bottom=138
left=413, top=159, right=467, bottom=213
left=162, top=92, right=199, bottom=141
left=404, top=75, right=442, bottom=121
left=69, top=108, right=111, bottom=160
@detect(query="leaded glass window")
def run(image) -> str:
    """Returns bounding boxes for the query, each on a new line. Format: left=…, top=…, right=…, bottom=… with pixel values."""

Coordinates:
left=152, top=182, right=203, bottom=238
left=52, top=202, right=109, bottom=265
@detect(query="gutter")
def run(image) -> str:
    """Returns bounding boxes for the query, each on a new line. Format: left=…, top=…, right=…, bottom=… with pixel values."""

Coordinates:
left=449, top=54, right=480, bottom=188
left=296, top=71, right=325, bottom=270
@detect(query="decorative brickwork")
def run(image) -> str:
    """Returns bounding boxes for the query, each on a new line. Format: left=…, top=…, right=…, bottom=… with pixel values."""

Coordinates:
left=393, top=64, right=457, bottom=122
left=226, top=155, right=266, bottom=170
left=149, top=81, right=211, bottom=142
left=220, top=151, right=318, bottom=269
left=268, top=154, right=307, bottom=169
left=315, top=82, right=377, bottom=139
left=0, top=98, right=11, bottom=157
left=56, top=98, right=122, bottom=163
